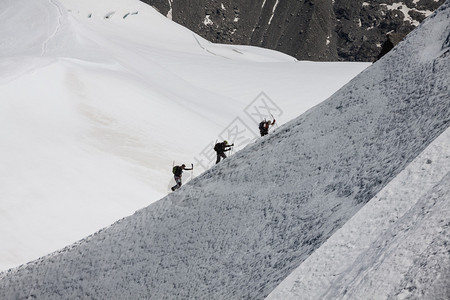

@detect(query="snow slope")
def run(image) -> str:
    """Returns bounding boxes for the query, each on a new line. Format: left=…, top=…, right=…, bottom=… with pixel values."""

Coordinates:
left=0, top=0, right=369, bottom=271
left=0, top=1, right=448, bottom=299
left=267, top=128, right=450, bottom=299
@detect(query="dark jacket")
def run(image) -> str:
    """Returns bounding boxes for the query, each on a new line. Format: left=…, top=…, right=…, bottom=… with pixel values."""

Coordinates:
left=214, top=142, right=231, bottom=153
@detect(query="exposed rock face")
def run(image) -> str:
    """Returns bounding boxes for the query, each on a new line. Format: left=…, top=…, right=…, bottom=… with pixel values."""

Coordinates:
left=140, top=0, right=445, bottom=61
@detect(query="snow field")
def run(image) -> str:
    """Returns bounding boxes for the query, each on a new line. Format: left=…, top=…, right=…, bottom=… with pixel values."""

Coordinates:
left=0, top=0, right=448, bottom=299
left=0, top=0, right=369, bottom=272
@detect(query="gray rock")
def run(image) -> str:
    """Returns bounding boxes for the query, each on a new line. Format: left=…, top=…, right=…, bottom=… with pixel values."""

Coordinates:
left=140, top=0, right=446, bottom=61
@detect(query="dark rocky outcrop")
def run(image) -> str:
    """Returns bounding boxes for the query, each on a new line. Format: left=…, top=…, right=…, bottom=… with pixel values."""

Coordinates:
left=141, top=0, right=445, bottom=61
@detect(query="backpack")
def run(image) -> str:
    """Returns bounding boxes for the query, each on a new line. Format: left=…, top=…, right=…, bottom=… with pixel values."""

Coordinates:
left=259, top=121, right=266, bottom=131
left=172, top=166, right=182, bottom=176
left=214, top=142, right=221, bottom=152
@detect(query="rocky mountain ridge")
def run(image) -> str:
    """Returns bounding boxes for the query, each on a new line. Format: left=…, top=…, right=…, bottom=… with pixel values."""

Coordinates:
left=142, top=0, right=445, bottom=61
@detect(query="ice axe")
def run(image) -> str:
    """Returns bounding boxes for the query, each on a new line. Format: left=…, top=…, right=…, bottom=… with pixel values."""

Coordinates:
left=271, top=114, right=279, bottom=128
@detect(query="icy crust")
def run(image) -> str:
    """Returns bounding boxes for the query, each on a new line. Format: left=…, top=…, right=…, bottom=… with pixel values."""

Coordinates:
left=0, top=2, right=449, bottom=300
left=266, top=128, right=450, bottom=299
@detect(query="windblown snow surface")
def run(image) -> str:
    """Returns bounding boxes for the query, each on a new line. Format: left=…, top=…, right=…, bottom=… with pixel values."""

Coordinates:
left=0, top=1, right=449, bottom=300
